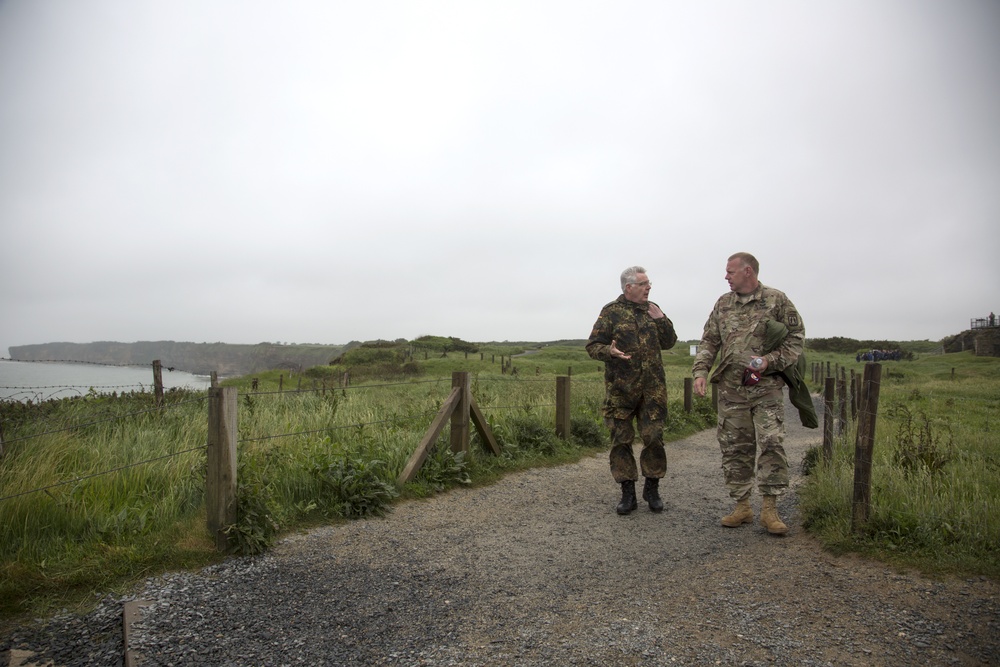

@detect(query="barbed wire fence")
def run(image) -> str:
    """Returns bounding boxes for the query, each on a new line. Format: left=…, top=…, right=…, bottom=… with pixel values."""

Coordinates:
left=3, top=356, right=994, bottom=550
left=0, top=369, right=621, bottom=540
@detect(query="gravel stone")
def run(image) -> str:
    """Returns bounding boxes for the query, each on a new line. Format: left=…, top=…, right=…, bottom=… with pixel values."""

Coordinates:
left=4, top=396, right=999, bottom=666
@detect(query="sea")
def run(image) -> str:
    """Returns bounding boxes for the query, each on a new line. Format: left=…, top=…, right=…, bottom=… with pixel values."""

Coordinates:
left=0, top=359, right=213, bottom=402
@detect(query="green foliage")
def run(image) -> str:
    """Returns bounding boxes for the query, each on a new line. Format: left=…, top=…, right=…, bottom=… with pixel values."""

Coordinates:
left=570, top=416, right=606, bottom=449
left=311, top=449, right=398, bottom=519
left=503, top=415, right=562, bottom=456
left=886, top=403, right=953, bottom=476
left=5, top=339, right=995, bottom=625
left=411, top=335, right=479, bottom=354
left=807, top=337, right=918, bottom=358
left=801, top=446, right=821, bottom=476
left=224, top=460, right=280, bottom=556
left=799, top=350, right=1000, bottom=577
left=414, top=446, right=471, bottom=493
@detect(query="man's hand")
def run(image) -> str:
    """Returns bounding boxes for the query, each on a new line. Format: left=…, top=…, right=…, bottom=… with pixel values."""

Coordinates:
left=648, top=303, right=664, bottom=319
left=693, top=376, right=707, bottom=397
left=609, top=340, right=631, bottom=360
left=749, top=356, right=769, bottom=372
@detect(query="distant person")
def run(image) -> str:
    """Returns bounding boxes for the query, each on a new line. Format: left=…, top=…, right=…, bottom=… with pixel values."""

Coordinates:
left=587, top=266, right=678, bottom=514
left=990, top=312, right=996, bottom=327
left=692, top=252, right=805, bottom=535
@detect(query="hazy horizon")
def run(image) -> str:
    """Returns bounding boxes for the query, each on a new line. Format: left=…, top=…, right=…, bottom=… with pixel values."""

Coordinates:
left=2, top=1, right=997, bottom=356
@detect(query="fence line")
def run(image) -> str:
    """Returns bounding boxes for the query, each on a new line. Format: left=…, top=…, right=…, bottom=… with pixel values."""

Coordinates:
left=7, top=359, right=983, bottom=548
left=236, top=412, right=439, bottom=444
left=0, top=373, right=603, bottom=514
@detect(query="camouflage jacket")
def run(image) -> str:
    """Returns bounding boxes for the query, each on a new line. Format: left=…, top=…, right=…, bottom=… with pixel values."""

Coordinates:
left=692, top=283, right=804, bottom=390
left=586, top=295, right=678, bottom=417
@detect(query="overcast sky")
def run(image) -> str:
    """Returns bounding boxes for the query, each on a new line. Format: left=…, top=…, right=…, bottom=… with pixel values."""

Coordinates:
left=1, top=0, right=998, bottom=355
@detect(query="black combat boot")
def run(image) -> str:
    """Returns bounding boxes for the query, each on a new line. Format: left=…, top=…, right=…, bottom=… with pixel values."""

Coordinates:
left=642, top=477, right=664, bottom=512
left=616, top=480, right=638, bottom=515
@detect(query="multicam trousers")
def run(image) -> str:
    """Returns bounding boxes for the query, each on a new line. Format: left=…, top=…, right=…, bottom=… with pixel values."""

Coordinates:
left=716, top=383, right=788, bottom=500
left=606, top=395, right=666, bottom=483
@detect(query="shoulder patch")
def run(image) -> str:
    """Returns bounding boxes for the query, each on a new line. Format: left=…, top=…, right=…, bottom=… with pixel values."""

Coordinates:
left=787, top=314, right=799, bottom=327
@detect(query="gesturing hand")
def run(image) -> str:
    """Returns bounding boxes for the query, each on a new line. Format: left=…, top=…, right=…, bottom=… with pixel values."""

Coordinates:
left=609, top=340, right=631, bottom=360
left=647, top=302, right=664, bottom=319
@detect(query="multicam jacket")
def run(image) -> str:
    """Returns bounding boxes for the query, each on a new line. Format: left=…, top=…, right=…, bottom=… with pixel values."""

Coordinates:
left=692, top=283, right=804, bottom=390
left=586, top=295, right=678, bottom=419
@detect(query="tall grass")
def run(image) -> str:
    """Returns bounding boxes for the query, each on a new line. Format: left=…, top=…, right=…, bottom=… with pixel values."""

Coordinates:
left=0, top=344, right=713, bottom=623
left=799, top=350, right=1000, bottom=577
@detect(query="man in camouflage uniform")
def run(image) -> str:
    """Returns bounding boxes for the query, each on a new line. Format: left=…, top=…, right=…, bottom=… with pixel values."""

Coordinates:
left=692, top=252, right=804, bottom=535
left=587, top=266, right=678, bottom=515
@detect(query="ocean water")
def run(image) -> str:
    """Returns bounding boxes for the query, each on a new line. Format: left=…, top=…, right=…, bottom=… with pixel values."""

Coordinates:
left=0, top=359, right=213, bottom=401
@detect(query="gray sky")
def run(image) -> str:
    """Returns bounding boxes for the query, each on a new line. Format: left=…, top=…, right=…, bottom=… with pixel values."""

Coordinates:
left=2, top=0, right=998, bottom=355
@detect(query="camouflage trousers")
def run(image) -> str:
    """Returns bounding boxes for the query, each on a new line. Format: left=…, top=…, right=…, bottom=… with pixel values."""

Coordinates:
left=716, top=383, right=788, bottom=500
left=606, top=398, right=666, bottom=483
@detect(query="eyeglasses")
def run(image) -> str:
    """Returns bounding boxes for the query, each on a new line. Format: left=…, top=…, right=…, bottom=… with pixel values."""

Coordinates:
left=628, top=280, right=651, bottom=288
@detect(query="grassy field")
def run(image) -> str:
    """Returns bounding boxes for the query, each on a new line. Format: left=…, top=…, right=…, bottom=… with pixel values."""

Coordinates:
left=799, top=349, right=1000, bottom=577
left=1, top=340, right=997, bottom=628
left=0, top=342, right=709, bottom=625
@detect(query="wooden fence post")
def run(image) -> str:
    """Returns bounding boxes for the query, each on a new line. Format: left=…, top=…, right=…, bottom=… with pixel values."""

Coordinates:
left=207, top=386, right=238, bottom=551
left=152, top=360, right=164, bottom=408
left=837, top=371, right=847, bottom=435
left=450, top=371, right=470, bottom=454
left=683, top=377, right=693, bottom=413
left=851, top=363, right=882, bottom=534
left=398, top=374, right=500, bottom=485
left=849, top=369, right=857, bottom=420
left=556, top=376, right=571, bottom=439
left=210, top=371, right=218, bottom=388
left=822, top=377, right=835, bottom=464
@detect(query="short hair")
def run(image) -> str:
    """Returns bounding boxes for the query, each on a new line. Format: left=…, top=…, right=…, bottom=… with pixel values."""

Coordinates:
left=620, top=265, right=646, bottom=292
left=728, top=252, right=759, bottom=275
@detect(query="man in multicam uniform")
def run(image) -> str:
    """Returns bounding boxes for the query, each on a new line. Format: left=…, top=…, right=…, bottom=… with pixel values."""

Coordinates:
left=692, top=252, right=804, bottom=535
left=587, top=266, right=678, bottom=515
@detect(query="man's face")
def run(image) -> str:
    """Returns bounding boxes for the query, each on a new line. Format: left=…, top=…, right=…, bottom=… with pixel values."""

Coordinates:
left=725, top=259, right=753, bottom=294
left=624, top=273, right=651, bottom=303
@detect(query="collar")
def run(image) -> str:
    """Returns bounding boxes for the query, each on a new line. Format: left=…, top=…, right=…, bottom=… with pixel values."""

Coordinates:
left=728, top=282, right=765, bottom=305
left=618, top=294, right=649, bottom=312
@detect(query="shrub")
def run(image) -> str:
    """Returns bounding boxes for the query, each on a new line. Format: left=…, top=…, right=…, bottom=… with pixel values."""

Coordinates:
left=311, top=453, right=398, bottom=519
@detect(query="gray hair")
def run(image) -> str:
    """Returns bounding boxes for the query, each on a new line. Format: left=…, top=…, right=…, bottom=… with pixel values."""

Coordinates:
left=620, top=265, right=647, bottom=292
left=728, top=252, right=759, bottom=275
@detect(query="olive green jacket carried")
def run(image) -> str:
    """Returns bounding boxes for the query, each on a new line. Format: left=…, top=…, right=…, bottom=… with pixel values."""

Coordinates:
left=586, top=295, right=678, bottom=420
left=762, top=319, right=818, bottom=429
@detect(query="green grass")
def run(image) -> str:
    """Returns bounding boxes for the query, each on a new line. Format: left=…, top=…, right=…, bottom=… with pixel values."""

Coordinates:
left=5, top=341, right=995, bottom=629
left=799, top=349, right=1000, bottom=578
left=0, top=343, right=711, bottom=627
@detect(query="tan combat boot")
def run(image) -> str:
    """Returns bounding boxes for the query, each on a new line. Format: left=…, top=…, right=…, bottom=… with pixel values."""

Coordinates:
left=720, top=498, right=754, bottom=527
left=760, top=495, right=788, bottom=535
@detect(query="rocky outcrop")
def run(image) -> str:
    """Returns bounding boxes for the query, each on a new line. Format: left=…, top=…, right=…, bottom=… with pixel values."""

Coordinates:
left=8, top=341, right=344, bottom=376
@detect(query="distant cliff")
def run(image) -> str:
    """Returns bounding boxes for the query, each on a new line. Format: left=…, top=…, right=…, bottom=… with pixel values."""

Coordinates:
left=8, top=341, right=345, bottom=377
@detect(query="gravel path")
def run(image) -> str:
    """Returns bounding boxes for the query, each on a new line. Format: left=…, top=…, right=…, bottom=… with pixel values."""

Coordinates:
left=4, top=396, right=999, bottom=666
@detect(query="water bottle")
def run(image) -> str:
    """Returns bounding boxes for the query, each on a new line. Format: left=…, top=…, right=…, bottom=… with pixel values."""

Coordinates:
left=750, top=357, right=764, bottom=370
